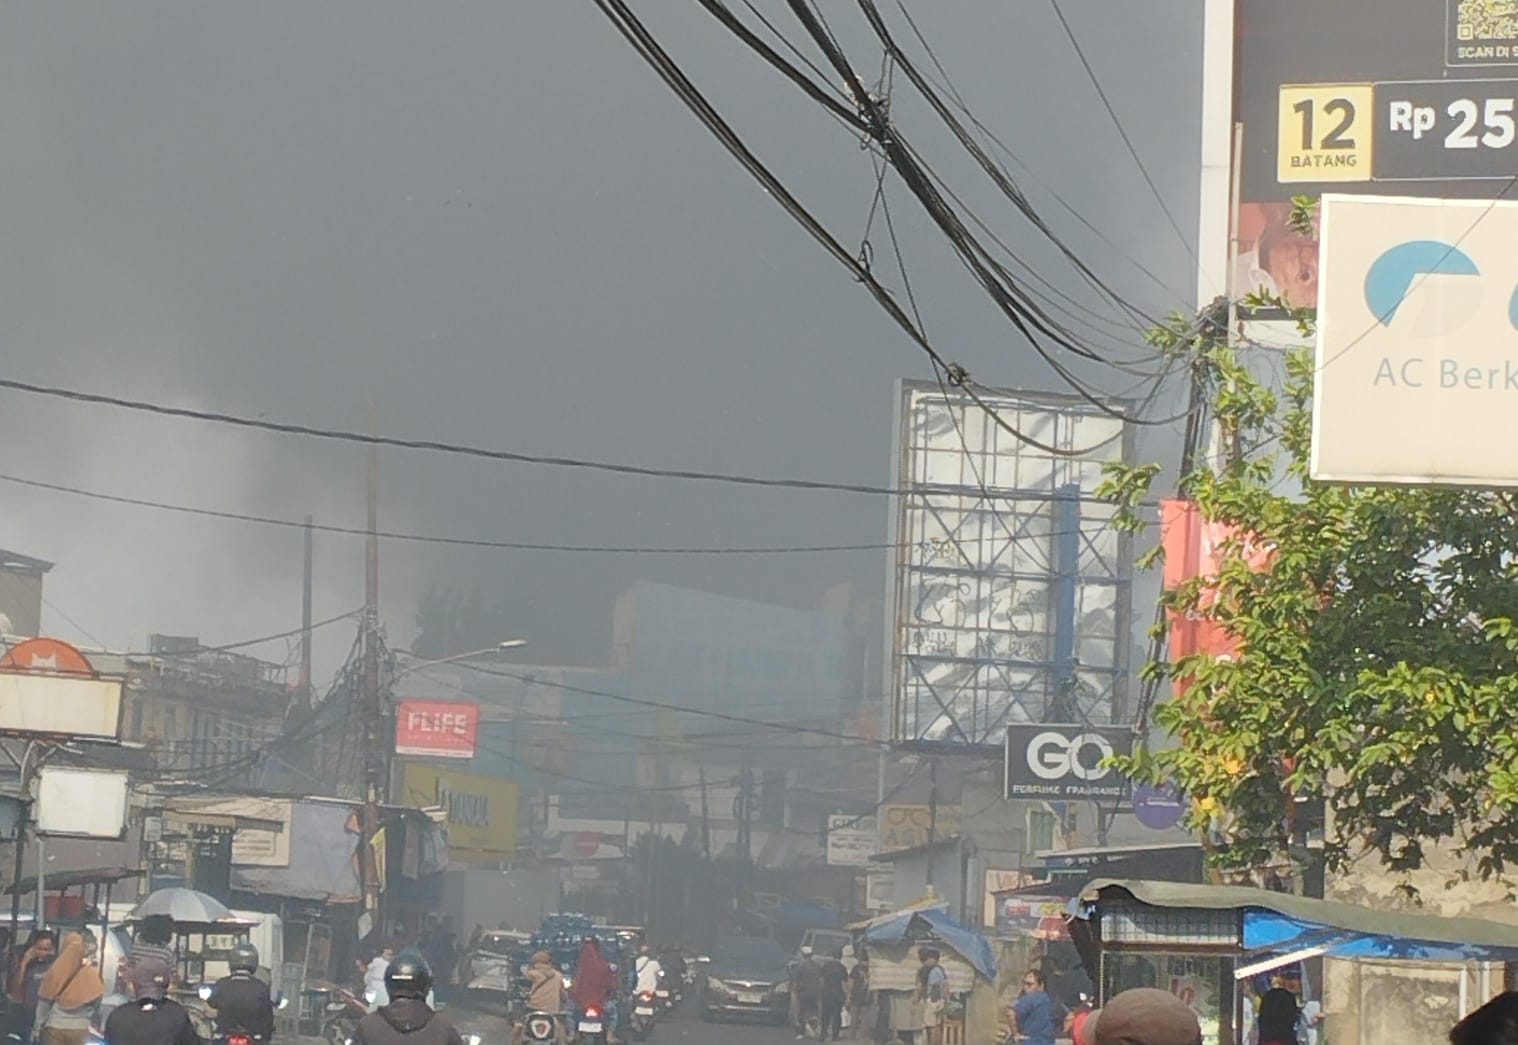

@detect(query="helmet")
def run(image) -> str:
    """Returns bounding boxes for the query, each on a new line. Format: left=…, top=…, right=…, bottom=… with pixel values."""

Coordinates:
left=230, top=942, right=260, bottom=974
left=385, top=953, right=433, bottom=1000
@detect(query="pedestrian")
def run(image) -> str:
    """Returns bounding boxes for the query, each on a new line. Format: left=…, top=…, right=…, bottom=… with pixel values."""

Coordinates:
left=1006, top=967, right=1056, bottom=1045
left=33, top=932, right=105, bottom=1045
left=847, top=947, right=874, bottom=1042
left=8, top=930, right=57, bottom=1045
left=129, top=915, right=178, bottom=983
left=917, top=949, right=950, bottom=1045
left=791, top=946, right=822, bottom=1040
left=1089, top=988, right=1201, bottom=1045
left=364, top=943, right=397, bottom=1010
left=819, top=949, right=848, bottom=1042
left=1451, top=991, right=1518, bottom=1045
left=1257, top=987, right=1301, bottom=1045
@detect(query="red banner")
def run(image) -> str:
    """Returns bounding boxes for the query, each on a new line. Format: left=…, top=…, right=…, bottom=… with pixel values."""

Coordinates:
left=1160, top=500, right=1275, bottom=693
left=395, top=699, right=479, bottom=759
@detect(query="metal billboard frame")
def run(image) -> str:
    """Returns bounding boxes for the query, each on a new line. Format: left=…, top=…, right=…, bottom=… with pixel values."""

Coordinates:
left=884, top=380, right=1135, bottom=753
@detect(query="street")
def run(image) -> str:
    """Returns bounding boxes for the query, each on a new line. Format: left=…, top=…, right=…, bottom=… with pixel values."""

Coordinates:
left=439, top=1004, right=801, bottom=1045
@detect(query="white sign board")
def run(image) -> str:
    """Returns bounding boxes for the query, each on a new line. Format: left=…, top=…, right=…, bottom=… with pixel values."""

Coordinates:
left=37, top=767, right=129, bottom=839
left=1314, top=194, right=1518, bottom=486
left=0, top=674, right=121, bottom=740
left=826, top=815, right=877, bottom=866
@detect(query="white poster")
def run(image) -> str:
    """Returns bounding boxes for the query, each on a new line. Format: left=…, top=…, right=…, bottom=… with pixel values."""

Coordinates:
left=1314, top=194, right=1518, bottom=485
left=37, top=768, right=129, bottom=839
left=826, top=815, right=877, bottom=866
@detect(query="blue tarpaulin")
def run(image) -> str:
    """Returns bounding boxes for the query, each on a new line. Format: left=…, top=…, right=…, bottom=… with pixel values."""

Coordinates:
left=863, top=904, right=997, bottom=980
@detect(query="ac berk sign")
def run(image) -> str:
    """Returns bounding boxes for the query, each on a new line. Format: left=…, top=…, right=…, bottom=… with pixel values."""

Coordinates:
left=396, top=699, right=479, bottom=759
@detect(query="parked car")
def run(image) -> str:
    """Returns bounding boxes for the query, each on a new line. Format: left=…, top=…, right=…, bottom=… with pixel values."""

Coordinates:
left=697, top=935, right=790, bottom=1024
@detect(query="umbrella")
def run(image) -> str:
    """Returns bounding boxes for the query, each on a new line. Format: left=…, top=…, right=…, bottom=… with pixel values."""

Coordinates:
left=126, top=887, right=234, bottom=924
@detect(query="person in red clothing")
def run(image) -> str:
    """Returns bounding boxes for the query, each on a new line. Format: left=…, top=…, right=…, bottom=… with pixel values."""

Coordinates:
left=569, top=938, right=617, bottom=1041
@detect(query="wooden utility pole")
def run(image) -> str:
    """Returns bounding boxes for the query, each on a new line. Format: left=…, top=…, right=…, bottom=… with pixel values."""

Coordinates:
left=300, top=515, right=314, bottom=707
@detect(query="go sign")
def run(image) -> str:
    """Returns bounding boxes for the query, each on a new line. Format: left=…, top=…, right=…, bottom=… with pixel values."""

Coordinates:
left=1004, top=724, right=1134, bottom=800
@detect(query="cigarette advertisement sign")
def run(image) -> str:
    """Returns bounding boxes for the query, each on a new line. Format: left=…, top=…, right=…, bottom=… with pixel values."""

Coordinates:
left=398, top=761, right=517, bottom=860
left=395, top=699, right=479, bottom=760
left=1312, top=194, right=1518, bottom=486
left=1203, top=0, right=1518, bottom=311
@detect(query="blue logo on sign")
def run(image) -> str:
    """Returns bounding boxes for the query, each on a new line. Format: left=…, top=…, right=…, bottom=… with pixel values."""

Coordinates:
left=1364, top=241, right=1480, bottom=326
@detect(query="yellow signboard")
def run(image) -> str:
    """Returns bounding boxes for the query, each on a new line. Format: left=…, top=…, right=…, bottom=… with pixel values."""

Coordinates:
left=398, top=762, right=518, bottom=860
left=878, top=803, right=963, bottom=853
left=1276, top=83, right=1375, bottom=183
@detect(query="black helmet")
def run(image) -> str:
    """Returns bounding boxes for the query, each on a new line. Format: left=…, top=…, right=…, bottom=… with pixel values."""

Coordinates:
left=230, top=942, right=260, bottom=974
left=385, top=953, right=433, bottom=1000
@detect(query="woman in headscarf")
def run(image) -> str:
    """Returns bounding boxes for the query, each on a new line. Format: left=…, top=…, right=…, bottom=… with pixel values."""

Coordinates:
left=1257, top=986, right=1302, bottom=1045
left=569, top=936, right=616, bottom=1037
left=33, top=932, right=104, bottom=1045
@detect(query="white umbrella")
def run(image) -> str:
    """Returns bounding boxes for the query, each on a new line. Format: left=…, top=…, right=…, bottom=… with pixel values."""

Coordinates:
left=127, top=887, right=235, bottom=924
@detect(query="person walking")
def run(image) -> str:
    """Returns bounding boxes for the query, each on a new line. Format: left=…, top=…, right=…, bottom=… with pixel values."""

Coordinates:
left=33, top=932, right=104, bottom=1045
left=818, top=949, right=848, bottom=1042
left=1006, top=967, right=1057, bottom=1045
left=846, top=948, right=874, bottom=1042
left=791, top=946, right=822, bottom=1040
left=8, top=930, right=57, bottom=1045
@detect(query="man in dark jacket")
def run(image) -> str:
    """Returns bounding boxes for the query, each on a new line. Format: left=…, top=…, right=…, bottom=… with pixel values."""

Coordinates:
left=104, top=957, right=202, bottom=1045
left=353, top=954, right=464, bottom=1045
left=208, top=943, right=276, bottom=1042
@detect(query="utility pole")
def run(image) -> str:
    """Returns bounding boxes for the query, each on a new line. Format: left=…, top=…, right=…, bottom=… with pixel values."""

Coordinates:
left=735, top=751, right=753, bottom=916
left=300, top=515, right=314, bottom=707
left=359, top=417, right=383, bottom=933
left=699, top=765, right=712, bottom=862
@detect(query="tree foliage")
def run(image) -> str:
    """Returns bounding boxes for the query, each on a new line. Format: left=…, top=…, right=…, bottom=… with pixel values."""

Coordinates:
left=1103, top=300, right=1518, bottom=881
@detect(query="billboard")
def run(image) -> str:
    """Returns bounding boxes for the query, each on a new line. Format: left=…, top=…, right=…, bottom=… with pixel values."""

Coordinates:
left=0, top=673, right=122, bottom=740
left=1313, top=194, right=1518, bottom=484
left=886, top=381, right=1133, bottom=748
left=1003, top=724, right=1134, bottom=801
left=1197, top=0, right=1518, bottom=312
left=878, top=802, right=964, bottom=852
left=397, top=761, right=517, bottom=861
left=36, top=767, right=129, bottom=839
left=826, top=815, right=878, bottom=866
left=395, top=699, right=479, bottom=759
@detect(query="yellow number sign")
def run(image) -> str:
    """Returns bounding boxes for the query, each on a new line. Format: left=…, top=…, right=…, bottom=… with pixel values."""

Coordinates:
left=1277, top=83, right=1375, bottom=183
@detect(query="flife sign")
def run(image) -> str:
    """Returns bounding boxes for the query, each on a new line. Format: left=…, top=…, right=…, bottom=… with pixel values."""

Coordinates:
left=395, top=699, right=479, bottom=759
left=1004, top=724, right=1134, bottom=800
left=1313, top=194, right=1518, bottom=486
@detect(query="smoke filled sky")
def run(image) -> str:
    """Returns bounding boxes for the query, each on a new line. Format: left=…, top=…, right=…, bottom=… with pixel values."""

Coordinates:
left=0, top=3, right=1200, bottom=679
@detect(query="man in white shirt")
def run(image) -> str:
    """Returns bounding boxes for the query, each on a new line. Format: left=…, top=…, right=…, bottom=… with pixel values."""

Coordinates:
left=634, top=945, right=662, bottom=997
left=364, top=945, right=396, bottom=1011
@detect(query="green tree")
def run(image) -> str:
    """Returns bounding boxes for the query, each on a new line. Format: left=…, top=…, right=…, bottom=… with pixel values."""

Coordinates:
left=1104, top=290, right=1518, bottom=882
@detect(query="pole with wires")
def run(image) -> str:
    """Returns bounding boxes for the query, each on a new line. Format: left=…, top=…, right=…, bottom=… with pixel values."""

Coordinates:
left=360, top=413, right=383, bottom=934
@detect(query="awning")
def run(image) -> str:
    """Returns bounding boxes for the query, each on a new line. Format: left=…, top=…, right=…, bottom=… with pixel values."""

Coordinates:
left=1078, top=878, right=1518, bottom=974
left=6, top=866, right=141, bottom=896
left=861, top=903, right=997, bottom=981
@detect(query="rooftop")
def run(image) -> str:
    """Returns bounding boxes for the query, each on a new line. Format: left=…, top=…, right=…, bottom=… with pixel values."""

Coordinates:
left=0, top=548, right=53, bottom=574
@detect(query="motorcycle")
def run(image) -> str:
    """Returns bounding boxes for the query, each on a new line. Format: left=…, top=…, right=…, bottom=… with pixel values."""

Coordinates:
left=575, top=1003, right=609, bottom=1045
left=322, top=983, right=372, bottom=1045
left=522, top=1010, right=561, bottom=1044
left=631, top=990, right=658, bottom=1041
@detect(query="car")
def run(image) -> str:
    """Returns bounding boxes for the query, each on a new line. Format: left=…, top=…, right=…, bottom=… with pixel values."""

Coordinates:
left=698, top=935, right=791, bottom=1024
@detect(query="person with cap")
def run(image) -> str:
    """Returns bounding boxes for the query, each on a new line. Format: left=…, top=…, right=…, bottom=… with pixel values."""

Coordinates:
left=352, top=953, right=464, bottom=1045
left=208, top=942, right=276, bottom=1043
left=1090, top=988, right=1201, bottom=1045
left=104, top=957, right=202, bottom=1045
left=521, top=951, right=567, bottom=1045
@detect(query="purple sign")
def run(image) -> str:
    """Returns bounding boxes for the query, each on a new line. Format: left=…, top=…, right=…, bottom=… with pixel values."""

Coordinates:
left=1133, top=782, right=1186, bottom=830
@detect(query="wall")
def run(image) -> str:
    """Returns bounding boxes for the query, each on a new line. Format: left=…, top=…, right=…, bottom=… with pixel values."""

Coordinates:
left=0, top=571, right=43, bottom=638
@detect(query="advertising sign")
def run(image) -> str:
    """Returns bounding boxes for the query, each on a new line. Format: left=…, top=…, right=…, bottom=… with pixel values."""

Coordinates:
left=36, top=767, right=129, bottom=839
left=398, top=762, right=517, bottom=860
left=826, top=815, right=878, bottom=866
left=0, top=673, right=122, bottom=741
left=395, top=699, right=479, bottom=759
left=887, top=381, right=1134, bottom=748
left=878, top=803, right=963, bottom=852
left=865, top=866, right=896, bottom=911
left=1004, top=724, right=1134, bottom=800
left=1313, top=194, right=1518, bottom=485
left=1198, top=0, right=1518, bottom=311
left=995, top=895, right=1071, bottom=940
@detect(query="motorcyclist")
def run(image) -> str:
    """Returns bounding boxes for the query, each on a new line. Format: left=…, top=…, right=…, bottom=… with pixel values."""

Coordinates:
left=104, top=957, right=202, bottom=1045
left=568, top=937, right=617, bottom=1041
left=658, top=947, right=686, bottom=987
left=352, top=954, right=464, bottom=1045
left=632, top=946, right=662, bottom=1001
left=208, top=943, right=276, bottom=1043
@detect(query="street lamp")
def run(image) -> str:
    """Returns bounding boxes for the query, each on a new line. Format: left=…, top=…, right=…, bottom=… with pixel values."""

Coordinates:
left=392, top=639, right=527, bottom=681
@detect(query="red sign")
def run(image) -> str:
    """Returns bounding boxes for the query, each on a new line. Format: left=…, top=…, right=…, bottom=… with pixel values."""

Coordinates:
left=0, top=638, right=95, bottom=676
left=395, top=699, right=479, bottom=759
left=1160, top=499, right=1276, bottom=695
left=574, top=831, right=601, bottom=858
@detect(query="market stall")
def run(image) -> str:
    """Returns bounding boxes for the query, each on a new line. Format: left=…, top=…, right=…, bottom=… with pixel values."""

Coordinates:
left=856, top=902, right=997, bottom=1045
left=1070, top=879, right=1518, bottom=1045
